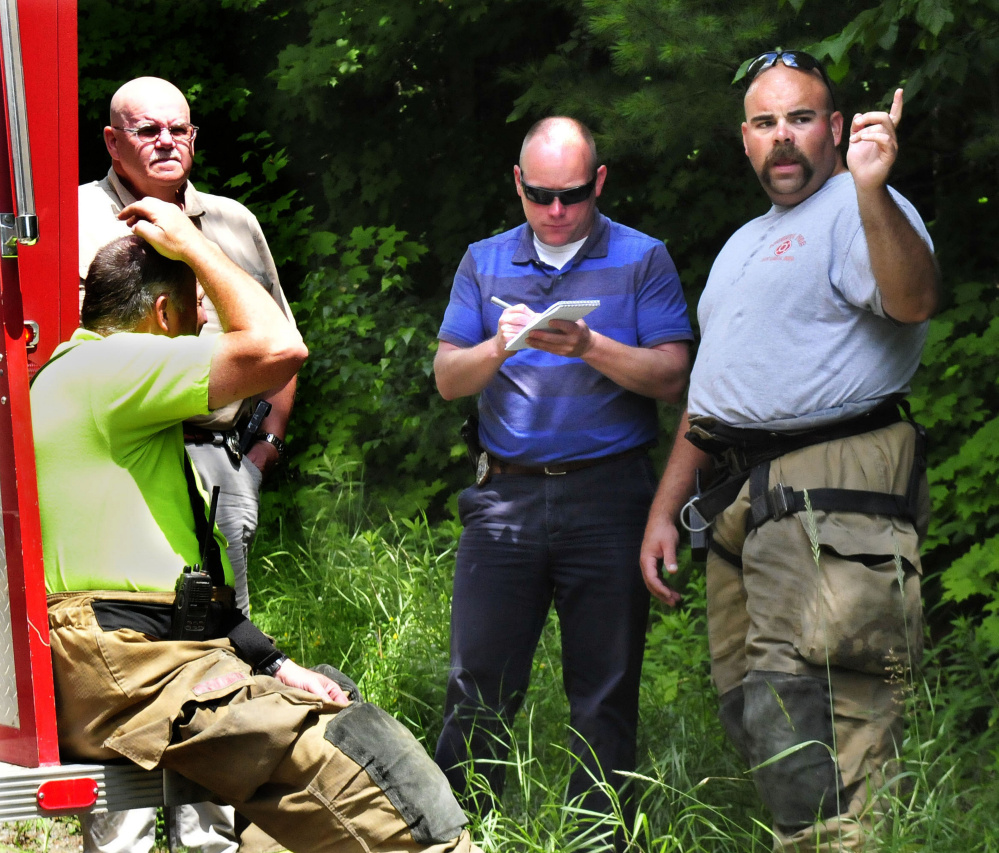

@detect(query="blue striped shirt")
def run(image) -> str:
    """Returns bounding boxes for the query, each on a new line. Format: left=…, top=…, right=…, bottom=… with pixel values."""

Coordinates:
left=439, top=214, right=693, bottom=464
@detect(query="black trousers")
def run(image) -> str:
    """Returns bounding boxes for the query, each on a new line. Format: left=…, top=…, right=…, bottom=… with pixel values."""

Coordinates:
left=434, top=453, right=655, bottom=816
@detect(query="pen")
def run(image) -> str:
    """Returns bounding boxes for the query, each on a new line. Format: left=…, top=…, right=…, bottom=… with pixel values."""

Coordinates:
left=490, top=296, right=513, bottom=309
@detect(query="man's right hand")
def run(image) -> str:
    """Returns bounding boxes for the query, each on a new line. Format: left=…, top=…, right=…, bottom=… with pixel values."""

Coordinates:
left=118, top=197, right=205, bottom=262
left=640, top=512, right=683, bottom=607
left=495, top=303, right=535, bottom=354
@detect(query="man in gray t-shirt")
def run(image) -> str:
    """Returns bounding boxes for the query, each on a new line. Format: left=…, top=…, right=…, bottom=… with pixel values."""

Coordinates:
left=641, top=50, right=940, bottom=852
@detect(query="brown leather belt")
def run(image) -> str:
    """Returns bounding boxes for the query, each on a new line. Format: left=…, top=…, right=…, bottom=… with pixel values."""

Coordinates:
left=489, top=445, right=648, bottom=476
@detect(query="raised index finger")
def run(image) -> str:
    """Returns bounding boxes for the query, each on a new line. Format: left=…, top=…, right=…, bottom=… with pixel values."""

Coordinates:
left=889, top=88, right=904, bottom=128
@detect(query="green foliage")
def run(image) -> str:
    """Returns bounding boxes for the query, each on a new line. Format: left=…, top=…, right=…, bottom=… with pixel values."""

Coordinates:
left=259, top=0, right=578, bottom=277
left=907, top=280, right=999, bottom=652
left=284, top=225, right=465, bottom=519
left=223, top=131, right=319, bottom=269
left=251, top=459, right=455, bottom=737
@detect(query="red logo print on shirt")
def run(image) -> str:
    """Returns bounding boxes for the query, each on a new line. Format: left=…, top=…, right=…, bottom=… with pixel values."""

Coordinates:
left=763, top=233, right=806, bottom=262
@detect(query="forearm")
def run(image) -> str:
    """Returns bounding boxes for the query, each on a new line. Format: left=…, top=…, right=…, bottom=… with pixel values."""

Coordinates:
left=581, top=336, right=690, bottom=402
left=245, top=375, right=296, bottom=473
left=856, top=185, right=940, bottom=323
left=434, top=339, right=509, bottom=400
left=649, top=409, right=713, bottom=525
left=184, top=237, right=301, bottom=342
left=640, top=408, right=713, bottom=605
left=260, top=375, right=296, bottom=438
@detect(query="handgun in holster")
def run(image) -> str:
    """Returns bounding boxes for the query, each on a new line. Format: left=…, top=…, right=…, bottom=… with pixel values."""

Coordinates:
left=460, top=414, right=491, bottom=486
left=239, top=400, right=273, bottom=456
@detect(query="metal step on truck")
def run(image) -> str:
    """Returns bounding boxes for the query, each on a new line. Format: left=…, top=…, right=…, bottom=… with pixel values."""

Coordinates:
left=0, top=0, right=208, bottom=826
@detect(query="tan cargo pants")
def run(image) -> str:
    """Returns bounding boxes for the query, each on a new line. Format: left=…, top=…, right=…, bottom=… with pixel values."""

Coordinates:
left=706, top=421, right=928, bottom=852
left=47, top=593, right=481, bottom=853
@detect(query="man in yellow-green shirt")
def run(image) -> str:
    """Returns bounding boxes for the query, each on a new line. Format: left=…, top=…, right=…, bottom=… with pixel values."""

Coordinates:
left=32, top=198, right=479, bottom=853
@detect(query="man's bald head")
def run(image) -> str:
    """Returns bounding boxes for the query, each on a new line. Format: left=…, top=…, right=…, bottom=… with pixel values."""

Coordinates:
left=520, top=117, right=598, bottom=176
left=109, top=77, right=190, bottom=126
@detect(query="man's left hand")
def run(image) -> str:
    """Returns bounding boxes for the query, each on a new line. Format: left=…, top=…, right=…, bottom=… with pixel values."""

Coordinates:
left=274, top=659, right=351, bottom=706
left=847, top=87, right=904, bottom=191
left=527, top=319, right=593, bottom=358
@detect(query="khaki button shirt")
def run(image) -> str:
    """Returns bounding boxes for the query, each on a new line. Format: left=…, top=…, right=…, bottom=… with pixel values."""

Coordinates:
left=79, top=168, right=296, bottom=429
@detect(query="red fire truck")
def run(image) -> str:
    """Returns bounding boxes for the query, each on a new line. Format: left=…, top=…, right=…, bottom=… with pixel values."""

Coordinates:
left=0, top=0, right=205, bottom=822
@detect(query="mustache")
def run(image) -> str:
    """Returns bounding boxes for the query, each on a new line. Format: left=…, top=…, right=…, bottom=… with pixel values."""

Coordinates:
left=764, top=143, right=807, bottom=170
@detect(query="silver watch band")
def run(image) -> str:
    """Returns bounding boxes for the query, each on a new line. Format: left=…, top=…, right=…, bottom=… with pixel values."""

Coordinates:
left=256, top=432, right=286, bottom=457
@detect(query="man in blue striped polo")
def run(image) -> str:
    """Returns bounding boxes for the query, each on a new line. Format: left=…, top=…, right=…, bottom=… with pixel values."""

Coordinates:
left=433, top=116, right=693, bottom=832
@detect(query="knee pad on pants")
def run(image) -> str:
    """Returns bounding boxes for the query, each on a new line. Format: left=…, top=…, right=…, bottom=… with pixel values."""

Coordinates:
left=717, top=686, right=750, bottom=765
left=743, top=671, right=843, bottom=832
left=325, top=702, right=468, bottom=844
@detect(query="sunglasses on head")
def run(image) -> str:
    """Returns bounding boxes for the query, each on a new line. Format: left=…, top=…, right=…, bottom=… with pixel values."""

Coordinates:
left=520, top=175, right=597, bottom=206
left=745, top=50, right=837, bottom=110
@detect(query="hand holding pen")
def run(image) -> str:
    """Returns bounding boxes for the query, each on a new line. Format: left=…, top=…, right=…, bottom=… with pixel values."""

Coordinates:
left=489, top=296, right=535, bottom=354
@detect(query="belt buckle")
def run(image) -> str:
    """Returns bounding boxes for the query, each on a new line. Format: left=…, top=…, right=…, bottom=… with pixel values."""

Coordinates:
left=543, top=465, right=567, bottom=476
left=766, top=483, right=794, bottom=521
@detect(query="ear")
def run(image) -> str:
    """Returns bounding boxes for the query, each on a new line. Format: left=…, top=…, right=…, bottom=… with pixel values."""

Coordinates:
left=741, top=121, right=750, bottom=157
left=152, top=293, right=172, bottom=335
left=830, top=110, right=844, bottom=146
left=513, top=164, right=523, bottom=198
left=104, top=126, right=120, bottom=161
left=594, top=164, right=608, bottom=197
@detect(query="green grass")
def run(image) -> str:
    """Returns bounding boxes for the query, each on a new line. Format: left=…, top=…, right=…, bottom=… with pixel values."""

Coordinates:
left=249, top=466, right=999, bottom=852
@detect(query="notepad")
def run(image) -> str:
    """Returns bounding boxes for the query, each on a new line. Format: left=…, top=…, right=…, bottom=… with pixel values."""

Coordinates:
left=504, top=300, right=600, bottom=351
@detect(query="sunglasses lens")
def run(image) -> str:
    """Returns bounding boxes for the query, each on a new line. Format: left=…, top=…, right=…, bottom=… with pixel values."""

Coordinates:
left=135, top=125, right=162, bottom=141
left=747, top=52, right=777, bottom=80
left=782, top=52, right=818, bottom=72
left=523, top=184, right=556, bottom=205
left=557, top=183, right=594, bottom=205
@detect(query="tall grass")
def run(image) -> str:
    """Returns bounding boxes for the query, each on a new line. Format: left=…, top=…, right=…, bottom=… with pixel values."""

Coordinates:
left=251, top=465, right=999, bottom=851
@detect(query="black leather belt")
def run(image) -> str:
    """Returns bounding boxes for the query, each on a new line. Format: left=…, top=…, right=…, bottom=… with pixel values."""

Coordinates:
left=183, top=423, right=244, bottom=463
left=488, top=445, right=648, bottom=476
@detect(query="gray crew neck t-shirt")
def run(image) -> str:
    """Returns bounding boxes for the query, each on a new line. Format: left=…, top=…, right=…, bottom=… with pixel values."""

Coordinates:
left=688, top=172, right=932, bottom=431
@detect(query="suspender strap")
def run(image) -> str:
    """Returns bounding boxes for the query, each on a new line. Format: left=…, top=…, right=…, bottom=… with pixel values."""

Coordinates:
left=28, top=342, right=80, bottom=387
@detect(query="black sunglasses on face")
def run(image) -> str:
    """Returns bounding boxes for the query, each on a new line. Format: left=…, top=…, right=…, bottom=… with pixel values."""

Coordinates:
left=745, top=50, right=837, bottom=111
left=520, top=175, right=597, bottom=206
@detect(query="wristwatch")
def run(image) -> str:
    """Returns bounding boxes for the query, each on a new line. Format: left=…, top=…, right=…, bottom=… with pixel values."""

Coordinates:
left=255, top=432, right=286, bottom=459
left=256, top=652, right=288, bottom=677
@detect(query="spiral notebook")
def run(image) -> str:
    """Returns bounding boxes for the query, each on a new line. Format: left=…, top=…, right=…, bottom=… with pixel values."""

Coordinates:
left=505, top=299, right=600, bottom=351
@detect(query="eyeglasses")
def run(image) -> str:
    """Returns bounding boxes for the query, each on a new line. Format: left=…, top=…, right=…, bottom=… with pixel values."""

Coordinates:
left=744, top=50, right=837, bottom=110
left=113, top=123, right=199, bottom=144
left=520, top=175, right=597, bottom=206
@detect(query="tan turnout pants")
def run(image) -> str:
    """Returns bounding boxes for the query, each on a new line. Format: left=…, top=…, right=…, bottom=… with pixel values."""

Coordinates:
left=706, top=421, right=928, bottom=852
left=47, top=592, right=480, bottom=853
